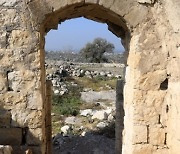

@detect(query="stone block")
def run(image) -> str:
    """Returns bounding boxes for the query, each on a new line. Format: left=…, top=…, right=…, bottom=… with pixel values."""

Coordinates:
left=7, top=71, right=21, bottom=92
left=133, top=125, right=147, bottom=144
left=85, top=0, right=98, bottom=4
left=0, top=145, right=12, bottom=154
left=124, top=5, right=148, bottom=27
left=26, top=128, right=42, bottom=145
left=9, top=30, right=30, bottom=48
left=0, top=74, right=7, bottom=93
left=67, top=0, right=84, bottom=5
left=110, top=0, right=134, bottom=17
left=11, top=109, right=42, bottom=129
left=0, top=109, right=11, bottom=127
left=99, top=0, right=114, bottom=8
left=149, top=126, right=166, bottom=146
left=0, top=9, right=18, bottom=27
left=27, top=91, right=43, bottom=110
left=12, top=146, right=41, bottom=154
left=133, top=144, right=154, bottom=154
left=0, top=31, right=7, bottom=49
left=0, top=128, right=22, bottom=145
left=0, top=0, right=18, bottom=7
left=138, top=0, right=155, bottom=4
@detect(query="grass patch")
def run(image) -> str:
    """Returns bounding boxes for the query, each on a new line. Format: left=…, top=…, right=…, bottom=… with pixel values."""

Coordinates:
left=74, top=76, right=117, bottom=91
left=52, top=80, right=84, bottom=116
left=52, top=121, right=61, bottom=136
left=52, top=95, right=81, bottom=116
left=51, top=81, right=84, bottom=134
left=52, top=84, right=83, bottom=116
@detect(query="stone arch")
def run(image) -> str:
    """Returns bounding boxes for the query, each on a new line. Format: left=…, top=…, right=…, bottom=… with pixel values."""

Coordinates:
left=0, top=0, right=180, bottom=154
left=40, top=2, right=133, bottom=153
left=41, top=2, right=131, bottom=49
left=40, top=2, right=131, bottom=154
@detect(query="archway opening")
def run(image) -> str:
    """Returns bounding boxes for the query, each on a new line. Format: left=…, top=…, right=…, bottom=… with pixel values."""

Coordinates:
left=45, top=17, right=125, bottom=153
left=40, top=3, right=130, bottom=154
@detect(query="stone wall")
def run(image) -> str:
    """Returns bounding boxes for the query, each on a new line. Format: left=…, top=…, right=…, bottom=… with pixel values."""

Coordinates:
left=0, top=0, right=179, bottom=154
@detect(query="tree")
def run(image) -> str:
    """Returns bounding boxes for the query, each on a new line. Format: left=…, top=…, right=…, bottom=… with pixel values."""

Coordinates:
left=80, top=38, right=115, bottom=63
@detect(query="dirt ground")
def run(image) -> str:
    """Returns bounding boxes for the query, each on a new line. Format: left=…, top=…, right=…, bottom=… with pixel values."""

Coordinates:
left=53, top=133, right=115, bottom=154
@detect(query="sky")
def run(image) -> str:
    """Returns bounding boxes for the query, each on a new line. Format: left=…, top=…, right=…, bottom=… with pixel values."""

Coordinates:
left=45, top=17, right=124, bottom=53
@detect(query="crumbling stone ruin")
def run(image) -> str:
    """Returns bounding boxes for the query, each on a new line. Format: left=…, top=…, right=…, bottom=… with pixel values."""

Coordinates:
left=0, top=0, right=180, bottom=154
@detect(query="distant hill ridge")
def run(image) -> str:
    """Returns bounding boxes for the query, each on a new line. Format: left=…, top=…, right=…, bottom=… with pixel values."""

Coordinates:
left=45, top=51, right=125, bottom=63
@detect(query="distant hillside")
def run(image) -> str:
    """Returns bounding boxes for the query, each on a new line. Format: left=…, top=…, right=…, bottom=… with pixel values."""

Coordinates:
left=45, top=51, right=125, bottom=63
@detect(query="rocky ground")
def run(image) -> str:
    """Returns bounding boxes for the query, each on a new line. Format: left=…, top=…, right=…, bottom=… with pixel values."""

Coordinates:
left=46, top=61, right=124, bottom=154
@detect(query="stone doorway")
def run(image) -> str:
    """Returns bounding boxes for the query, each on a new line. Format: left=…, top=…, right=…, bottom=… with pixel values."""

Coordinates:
left=1, top=0, right=179, bottom=154
left=41, top=4, right=129, bottom=153
left=44, top=17, right=125, bottom=154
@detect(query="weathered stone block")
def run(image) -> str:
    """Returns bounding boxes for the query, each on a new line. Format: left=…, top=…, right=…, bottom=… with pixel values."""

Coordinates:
left=11, top=109, right=42, bottom=129
left=0, top=145, right=12, bottom=154
left=0, top=9, right=18, bottom=27
left=8, top=30, right=31, bottom=48
left=0, top=128, right=22, bottom=145
left=0, top=109, right=11, bottom=127
left=124, top=5, right=148, bottom=27
left=99, top=0, right=114, bottom=8
left=138, top=0, right=155, bottom=4
left=26, top=128, right=42, bottom=145
left=0, top=0, right=18, bottom=7
left=67, top=0, right=84, bottom=5
left=0, top=74, right=7, bottom=93
left=27, top=91, right=43, bottom=110
left=133, top=125, right=147, bottom=144
left=85, top=0, right=98, bottom=4
left=149, top=126, right=166, bottom=146
left=12, top=145, right=41, bottom=154
left=0, top=31, right=7, bottom=49
left=133, top=144, right=154, bottom=154
left=7, top=71, right=21, bottom=92
left=110, top=0, right=134, bottom=17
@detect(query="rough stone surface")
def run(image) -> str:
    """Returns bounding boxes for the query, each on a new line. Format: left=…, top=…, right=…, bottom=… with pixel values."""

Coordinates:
left=92, top=110, right=108, bottom=120
left=0, top=128, right=22, bottom=145
left=0, top=0, right=179, bottom=154
left=0, top=145, right=12, bottom=154
left=0, top=109, right=11, bottom=127
left=81, top=90, right=116, bottom=103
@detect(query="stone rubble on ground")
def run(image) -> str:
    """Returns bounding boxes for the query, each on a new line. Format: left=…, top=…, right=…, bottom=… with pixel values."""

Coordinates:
left=46, top=61, right=118, bottom=153
left=96, top=122, right=109, bottom=129
left=58, top=90, right=116, bottom=137
left=60, top=125, right=71, bottom=135
left=46, top=62, right=122, bottom=95
left=80, top=109, right=93, bottom=117
left=64, top=116, right=82, bottom=125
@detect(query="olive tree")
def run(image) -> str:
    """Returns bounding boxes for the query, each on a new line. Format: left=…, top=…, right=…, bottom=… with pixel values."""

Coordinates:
left=80, top=38, right=115, bottom=63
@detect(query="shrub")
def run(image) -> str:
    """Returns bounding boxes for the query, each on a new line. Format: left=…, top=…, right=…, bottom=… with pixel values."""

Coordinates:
left=52, top=94, right=82, bottom=116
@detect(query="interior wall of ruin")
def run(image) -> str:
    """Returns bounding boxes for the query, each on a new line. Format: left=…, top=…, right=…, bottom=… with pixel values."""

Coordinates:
left=0, top=0, right=179, bottom=153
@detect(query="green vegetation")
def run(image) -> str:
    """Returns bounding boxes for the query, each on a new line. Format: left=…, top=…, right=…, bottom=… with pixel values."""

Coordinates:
left=52, top=95, right=82, bottom=116
left=51, top=76, right=117, bottom=135
left=80, top=38, right=115, bottom=63
left=52, top=76, right=117, bottom=116
left=52, top=80, right=83, bottom=116
left=75, top=76, right=117, bottom=91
